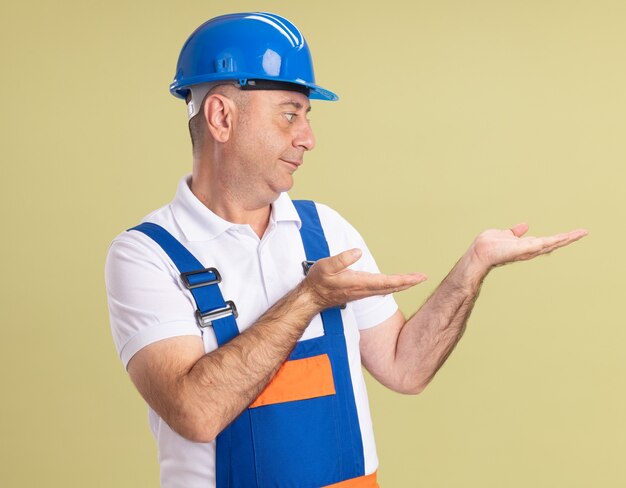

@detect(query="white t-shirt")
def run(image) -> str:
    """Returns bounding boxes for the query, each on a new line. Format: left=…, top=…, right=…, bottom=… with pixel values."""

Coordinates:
left=105, top=175, right=398, bottom=488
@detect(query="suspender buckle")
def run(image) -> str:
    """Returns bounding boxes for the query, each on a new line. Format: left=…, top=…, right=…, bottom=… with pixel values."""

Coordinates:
left=196, top=300, right=238, bottom=328
left=301, top=260, right=346, bottom=310
left=301, top=260, right=316, bottom=275
left=181, top=267, right=222, bottom=289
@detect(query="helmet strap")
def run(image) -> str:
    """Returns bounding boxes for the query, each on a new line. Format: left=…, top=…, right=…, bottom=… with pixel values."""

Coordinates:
left=187, top=82, right=227, bottom=120
left=187, top=79, right=310, bottom=120
left=240, top=79, right=310, bottom=97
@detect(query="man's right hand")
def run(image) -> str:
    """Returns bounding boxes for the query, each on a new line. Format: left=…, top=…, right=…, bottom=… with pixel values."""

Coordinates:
left=127, top=248, right=425, bottom=444
left=301, top=248, right=427, bottom=310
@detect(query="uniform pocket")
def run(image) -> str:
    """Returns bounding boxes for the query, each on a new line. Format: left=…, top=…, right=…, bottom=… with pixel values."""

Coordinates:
left=248, top=342, right=342, bottom=487
left=250, top=354, right=336, bottom=408
left=249, top=392, right=341, bottom=487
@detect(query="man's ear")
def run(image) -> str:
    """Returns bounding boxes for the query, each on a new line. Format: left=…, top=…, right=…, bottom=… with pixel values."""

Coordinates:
left=204, top=94, right=235, bottom=143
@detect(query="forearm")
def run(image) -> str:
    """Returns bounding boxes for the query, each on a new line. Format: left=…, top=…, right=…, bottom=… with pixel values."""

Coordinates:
left=177, top=283, right=321, bottom=441
left=136, top=249, right=422, bottom=442
left=394, top=251, right=489, bottom=393
left=361, top=224, right=586, bottom=395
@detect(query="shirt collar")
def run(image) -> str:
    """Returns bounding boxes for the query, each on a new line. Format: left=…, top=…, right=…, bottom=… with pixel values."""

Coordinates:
left=170, top=175, right=302, bottom=242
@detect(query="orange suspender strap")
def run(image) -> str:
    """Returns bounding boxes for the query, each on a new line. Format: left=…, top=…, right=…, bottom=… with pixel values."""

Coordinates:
left=324, top=471, right=379, bottom=487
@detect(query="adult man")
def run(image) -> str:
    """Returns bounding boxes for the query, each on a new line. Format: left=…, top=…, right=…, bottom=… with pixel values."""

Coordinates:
left=105, top=12, right=587, bottom=488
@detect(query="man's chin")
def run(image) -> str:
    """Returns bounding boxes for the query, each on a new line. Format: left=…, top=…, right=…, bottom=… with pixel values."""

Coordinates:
left=254, top=179, right=292, bottom=207
left=275, top=174, right=294, bottom=193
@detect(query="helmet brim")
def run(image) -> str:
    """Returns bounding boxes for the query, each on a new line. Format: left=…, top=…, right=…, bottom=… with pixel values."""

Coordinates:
left=170, top=75, right=338, bottom=102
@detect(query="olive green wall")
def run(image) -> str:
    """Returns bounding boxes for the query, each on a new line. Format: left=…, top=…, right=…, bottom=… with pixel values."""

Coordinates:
left=1, top=0, right=622, bottom=486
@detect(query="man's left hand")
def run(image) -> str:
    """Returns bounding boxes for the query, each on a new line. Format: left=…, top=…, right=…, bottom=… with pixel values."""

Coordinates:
left=468, top=223, right=588, bottom=274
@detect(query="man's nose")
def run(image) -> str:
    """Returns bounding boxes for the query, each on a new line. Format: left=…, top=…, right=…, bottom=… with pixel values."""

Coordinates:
left=293, top=119, right=316, bottom=151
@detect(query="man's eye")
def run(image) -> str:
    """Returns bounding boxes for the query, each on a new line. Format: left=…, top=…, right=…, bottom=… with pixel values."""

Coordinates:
left=284, top=113, right=296, bottom=122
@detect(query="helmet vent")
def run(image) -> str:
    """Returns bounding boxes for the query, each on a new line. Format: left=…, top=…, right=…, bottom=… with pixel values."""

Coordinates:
left=216, top=57, right=234, bottom=73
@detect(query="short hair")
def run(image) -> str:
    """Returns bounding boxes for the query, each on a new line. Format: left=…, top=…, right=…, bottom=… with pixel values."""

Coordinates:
left=187, top=84, right=248, bottom=156
left=188, top=109, right=205, bottom=157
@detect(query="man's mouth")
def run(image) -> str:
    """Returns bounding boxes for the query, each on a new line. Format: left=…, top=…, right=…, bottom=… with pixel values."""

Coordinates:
left=280, top=158, right=302, bottom=169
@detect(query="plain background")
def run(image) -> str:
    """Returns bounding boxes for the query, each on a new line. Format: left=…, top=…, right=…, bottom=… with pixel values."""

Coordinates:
left=1, top=0, right=624, bottom=486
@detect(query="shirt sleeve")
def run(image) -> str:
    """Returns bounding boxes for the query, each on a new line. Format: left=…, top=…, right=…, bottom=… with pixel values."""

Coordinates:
left=104, top=231, right=201, bottom=369
left=315, top=203, right=399, bottom=330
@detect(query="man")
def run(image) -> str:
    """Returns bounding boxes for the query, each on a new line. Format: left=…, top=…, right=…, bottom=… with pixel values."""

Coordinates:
left=105, top=12, right=587, bottom=488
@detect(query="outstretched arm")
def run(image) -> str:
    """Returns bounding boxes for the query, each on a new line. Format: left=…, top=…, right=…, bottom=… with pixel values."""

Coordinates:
left=360, top=224, right=588, bottom=394
left=127, top=249, right=425, bottom=443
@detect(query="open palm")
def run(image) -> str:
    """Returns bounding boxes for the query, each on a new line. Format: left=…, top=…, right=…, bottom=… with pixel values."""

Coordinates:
left=470, top=223, right=588, bottom=270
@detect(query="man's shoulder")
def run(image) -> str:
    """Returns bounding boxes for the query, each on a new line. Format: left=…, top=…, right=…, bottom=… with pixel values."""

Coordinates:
left=314, top=201, right=359, bottom=234
left=113, top=198, right=178, bottom=237
left=109, top=175, right=193, bottom=248
left=291, top=199, right=352, bottom=228
left=290, top=199, right=367, bottom=253
left=106, top=202, right=178, bottom=267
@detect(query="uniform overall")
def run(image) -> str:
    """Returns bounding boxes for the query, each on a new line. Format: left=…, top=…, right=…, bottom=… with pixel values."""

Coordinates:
left=130, top=200, right=378, bottom=488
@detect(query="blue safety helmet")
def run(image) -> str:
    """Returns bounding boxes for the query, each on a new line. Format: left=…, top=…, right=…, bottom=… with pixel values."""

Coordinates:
left=170, top=12, right=338, bottom=102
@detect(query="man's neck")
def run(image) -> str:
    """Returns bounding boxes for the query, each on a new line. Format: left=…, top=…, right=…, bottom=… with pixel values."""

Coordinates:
left=190, top=171, right=272, bottom=239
